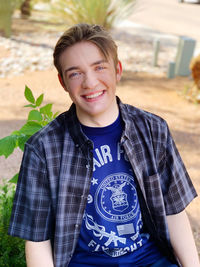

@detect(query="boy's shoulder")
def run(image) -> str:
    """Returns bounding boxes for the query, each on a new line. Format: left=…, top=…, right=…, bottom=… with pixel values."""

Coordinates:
left=26, top=109, right=72, bottom=147
left=121, top=102, right=168, bottom=127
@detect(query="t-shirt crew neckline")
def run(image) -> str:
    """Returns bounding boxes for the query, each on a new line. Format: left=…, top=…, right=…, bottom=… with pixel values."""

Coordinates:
left=80, top=113, right=122, bottom=136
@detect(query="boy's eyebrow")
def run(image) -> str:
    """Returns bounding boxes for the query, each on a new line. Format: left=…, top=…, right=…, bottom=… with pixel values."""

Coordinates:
left=64, top=59, right=108, bottom=74
left=64, top=66, right=79, bottom=74
left=91, top=59, right=108, bottom=66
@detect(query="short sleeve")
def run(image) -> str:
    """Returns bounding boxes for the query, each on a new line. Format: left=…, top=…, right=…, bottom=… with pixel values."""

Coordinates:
left=159, top=124, right=197, bottom=215
left=8, top=143, right=53, bottom=241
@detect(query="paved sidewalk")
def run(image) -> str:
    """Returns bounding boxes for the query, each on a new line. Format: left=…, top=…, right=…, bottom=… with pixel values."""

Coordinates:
left=127, top=0, right=200, bottom=56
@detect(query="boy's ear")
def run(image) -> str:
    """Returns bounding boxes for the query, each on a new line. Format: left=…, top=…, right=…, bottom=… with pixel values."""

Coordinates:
left=58, top=73, right=68, bottom=92
left=116, top=61, right=122, bottom=82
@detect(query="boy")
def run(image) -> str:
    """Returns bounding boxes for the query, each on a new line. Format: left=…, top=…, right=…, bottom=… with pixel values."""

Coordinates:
left=9, top=23, right=199, bottom=267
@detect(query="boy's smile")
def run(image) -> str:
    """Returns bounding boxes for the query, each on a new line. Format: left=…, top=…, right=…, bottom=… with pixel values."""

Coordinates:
left=58, top=41, right=122, bottom=127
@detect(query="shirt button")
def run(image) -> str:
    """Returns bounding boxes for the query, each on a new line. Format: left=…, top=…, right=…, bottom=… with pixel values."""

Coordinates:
left=75, top=224, right=79, bottom=229
left=86, top=164, right=90, bottom=169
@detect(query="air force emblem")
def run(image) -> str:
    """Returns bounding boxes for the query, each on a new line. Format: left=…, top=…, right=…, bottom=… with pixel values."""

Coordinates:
left=95, top=173, right=139, bottom=223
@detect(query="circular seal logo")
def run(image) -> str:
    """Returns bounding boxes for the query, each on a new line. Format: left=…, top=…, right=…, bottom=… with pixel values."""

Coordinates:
left=94, top=173, right=139, bottom=223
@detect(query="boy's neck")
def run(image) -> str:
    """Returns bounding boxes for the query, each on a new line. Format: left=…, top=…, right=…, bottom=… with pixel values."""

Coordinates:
left=77, top=105, right=119, bottom=128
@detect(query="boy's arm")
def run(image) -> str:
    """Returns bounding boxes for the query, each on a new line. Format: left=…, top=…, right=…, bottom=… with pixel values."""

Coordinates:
left=25, top=240, right=54, bottom=267
left=167, top=210, right=200, bottom=267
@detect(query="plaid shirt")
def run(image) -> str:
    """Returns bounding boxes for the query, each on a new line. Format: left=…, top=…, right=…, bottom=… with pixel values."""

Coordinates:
left=9, top=98, right=197, bottom=267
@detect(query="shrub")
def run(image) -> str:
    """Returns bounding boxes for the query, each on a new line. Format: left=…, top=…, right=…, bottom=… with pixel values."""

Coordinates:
left=190, top=54, right=200, bottom=90
left=0, top=85, right=59, bottom=183
left=184, top=55, right=200, bottom=103
left=50, top=0, right=137, bottom=30
left=0, top=182, right=26, bottom=266
left=0, top=86, right=59, bottom=266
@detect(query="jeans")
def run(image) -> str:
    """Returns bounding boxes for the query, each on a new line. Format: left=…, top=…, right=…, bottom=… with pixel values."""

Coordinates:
left=149, top=257, right=178, bottom=267
left=69, top=256, right=178, bottom=267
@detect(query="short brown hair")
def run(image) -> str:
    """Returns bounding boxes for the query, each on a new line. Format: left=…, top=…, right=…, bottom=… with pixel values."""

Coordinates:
left=53, top=23, right=118, bottom=79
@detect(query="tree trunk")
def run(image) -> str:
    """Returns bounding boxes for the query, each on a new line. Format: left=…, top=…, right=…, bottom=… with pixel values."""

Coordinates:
left=20, top=0, right=31, bottom=18
left=0, top=1, right=12, bottom=37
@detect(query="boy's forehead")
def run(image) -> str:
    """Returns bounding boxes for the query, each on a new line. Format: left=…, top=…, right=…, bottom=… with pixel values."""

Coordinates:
left=61, top=41, right=114, bottom=67
left=65, top=41, right=112, bottom=60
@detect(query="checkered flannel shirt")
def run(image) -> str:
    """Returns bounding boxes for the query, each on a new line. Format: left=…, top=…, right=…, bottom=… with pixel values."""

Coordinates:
left=8, top=98, right=197, bottom=267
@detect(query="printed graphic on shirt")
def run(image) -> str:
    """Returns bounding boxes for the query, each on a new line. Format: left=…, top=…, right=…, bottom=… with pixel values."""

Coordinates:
left=95, top=173, right=138, bottom=222
left=93, top=143, right=129, bottom=171
left=79, top=143, right=150, bottom=257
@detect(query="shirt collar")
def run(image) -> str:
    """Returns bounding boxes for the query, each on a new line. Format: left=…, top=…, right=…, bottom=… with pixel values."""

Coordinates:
left=117, top=96, right=135, bottom=142
left=65, top=103, right=90, bottom=148
left=65, top=97, right=135, bottom=147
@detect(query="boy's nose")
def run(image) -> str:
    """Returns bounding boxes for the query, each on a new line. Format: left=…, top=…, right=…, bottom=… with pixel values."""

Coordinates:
left=82, top=72, right=98, bottom=89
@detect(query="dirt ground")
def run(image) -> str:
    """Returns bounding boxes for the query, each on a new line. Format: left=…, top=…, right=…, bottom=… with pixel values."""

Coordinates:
left=0, top=15, right=200, bottom=256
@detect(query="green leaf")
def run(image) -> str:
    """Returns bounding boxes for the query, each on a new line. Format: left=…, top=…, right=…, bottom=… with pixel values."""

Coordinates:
left=36, top=94, right=44, bottom=107
left=19, top=121, right=43, bottom=136
left=0, top=135, right=17, bottom=158
left=18, top=135, right=30, bottom=152
left=9, top=173, right=19, bottom=184
left=24, top=85, right=35, bottom=104
left=53, top=111, right=59, bottom=119
left=40, top=104, right=53, bottom=116
left=24, top=104, right=37, bottom=108
left=11, top=130, right=20, bottom=136
left=28, top=110, right=43, bottom=122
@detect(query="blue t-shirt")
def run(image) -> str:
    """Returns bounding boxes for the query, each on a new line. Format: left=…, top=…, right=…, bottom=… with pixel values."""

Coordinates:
left=69, top=115, right=162, bottom=266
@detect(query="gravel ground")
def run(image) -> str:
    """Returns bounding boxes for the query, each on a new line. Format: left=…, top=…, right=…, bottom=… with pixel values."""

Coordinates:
left=0, top=14, right=179, bottom=78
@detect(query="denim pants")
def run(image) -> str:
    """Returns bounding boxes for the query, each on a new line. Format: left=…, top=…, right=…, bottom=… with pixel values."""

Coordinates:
left=69, top=256, right=178, bottom=267
left=149, top=256, right=178, bottom=267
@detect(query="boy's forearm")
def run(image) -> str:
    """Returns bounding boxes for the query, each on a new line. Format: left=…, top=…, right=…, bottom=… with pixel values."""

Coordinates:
left=25, top=240, right=54, bottom=267
left=167, top=210, right=200, bottom=267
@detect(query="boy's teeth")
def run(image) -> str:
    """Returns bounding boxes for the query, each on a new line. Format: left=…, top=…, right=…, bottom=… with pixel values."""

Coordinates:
left=85, top=91, right=103, bottom=99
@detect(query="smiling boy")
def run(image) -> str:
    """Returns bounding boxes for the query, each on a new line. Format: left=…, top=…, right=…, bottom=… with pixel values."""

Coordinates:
left=9, top=24, right=199, bottom=267
left=58, top=41, right=121, bottom=127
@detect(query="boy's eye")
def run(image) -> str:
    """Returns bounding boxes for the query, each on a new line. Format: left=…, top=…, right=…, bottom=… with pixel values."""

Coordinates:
left=68, top=72, right=82, bottom=79
left=96, top=65, right=105, bottom=71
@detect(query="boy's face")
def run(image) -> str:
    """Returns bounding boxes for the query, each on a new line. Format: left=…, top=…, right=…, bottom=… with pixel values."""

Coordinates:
left=58, top=41, right=122, bottom=126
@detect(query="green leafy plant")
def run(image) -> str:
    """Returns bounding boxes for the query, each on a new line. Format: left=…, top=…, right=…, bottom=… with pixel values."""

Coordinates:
left=50, top=0, right=137, bottom=30
left=0, top=182, right=26, bottom=266
left=0, top=85, right=59, bottom=183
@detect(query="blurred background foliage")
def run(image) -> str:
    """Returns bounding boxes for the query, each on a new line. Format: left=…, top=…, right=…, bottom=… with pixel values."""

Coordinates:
left=187, top=55, right=200, bottom=103
left=0, top=0, right=137, bottom=37
left=0, top=0, right=23, bottom=37
left=50, top=0, right=137, bottom=30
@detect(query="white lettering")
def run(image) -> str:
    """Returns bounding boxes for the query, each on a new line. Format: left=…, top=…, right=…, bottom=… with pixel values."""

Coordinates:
left=101, top=145, right=113, bottom=164
left=93, top=158, right=101, bottom=171
left=93, top=145, right=113, bottom=170
left=137, top=239, right=143, bottom=247
left=88, top=240, right=97, bottom=248
left=124, top=246, right=130, bottom=252
left=88, top=240, right=144, bottom=257
left=117, top=142, right=129, bottom=162
left=95, top=148, right=104, bottom=165
left=130, top=243, right=138, bottom=252
left=94, top=244, right=100, bottom=251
